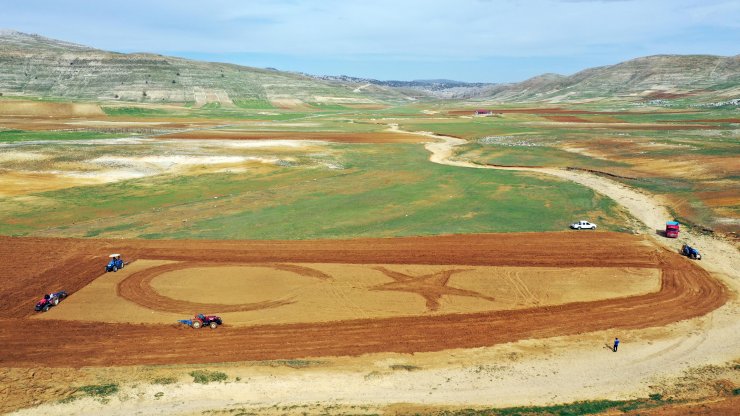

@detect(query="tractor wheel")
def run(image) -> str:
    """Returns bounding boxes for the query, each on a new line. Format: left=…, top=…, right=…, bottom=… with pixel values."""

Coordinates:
left=42, top=305, right=50, bottom=312
left=112, top=266, right=117, bottom=272
left=52, top=298, right=59, bottom=305
left=209, top=321, right=218, bottom=329
left=192, top=321, right=202, bottom=329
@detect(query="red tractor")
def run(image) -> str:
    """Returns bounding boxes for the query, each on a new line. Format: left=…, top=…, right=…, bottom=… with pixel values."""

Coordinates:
left=178, top=314, right=223, bottom=329
left=35, top=291, right=68, bottom=312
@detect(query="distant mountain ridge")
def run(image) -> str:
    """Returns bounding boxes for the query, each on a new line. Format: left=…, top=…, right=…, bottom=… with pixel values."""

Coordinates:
left=483, top=55, right=740, bottom=103
left=312, top=74, right=497, bottom=99
left=0, top=30, right=737, bottom=104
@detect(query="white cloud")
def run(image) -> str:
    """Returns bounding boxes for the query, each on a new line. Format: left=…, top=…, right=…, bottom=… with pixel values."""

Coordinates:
left=0, top=0, right=737, bottom=80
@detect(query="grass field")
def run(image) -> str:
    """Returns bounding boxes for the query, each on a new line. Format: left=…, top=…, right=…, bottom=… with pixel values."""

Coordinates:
left=1, top=99, right=736, bottom=237
left=0, top=142, right=627, bottom=238
left=0, top=129, right=128, bottom=142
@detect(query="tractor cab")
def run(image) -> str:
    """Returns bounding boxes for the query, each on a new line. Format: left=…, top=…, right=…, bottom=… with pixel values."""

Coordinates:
left=35, top=296, right=51, bottom=311
left=105, top=254, right=124, bottom=272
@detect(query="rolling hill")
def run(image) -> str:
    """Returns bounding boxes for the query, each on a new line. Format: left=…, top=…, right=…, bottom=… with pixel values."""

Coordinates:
left=0, top=30, right=407, bottom=107
left=482, top=55, right=740, bottom=104
left=0, top=30, right=737, bottom=105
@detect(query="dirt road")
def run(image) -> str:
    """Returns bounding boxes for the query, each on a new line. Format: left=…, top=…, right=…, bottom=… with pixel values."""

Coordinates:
left=416, top=129, right=740, bottom=284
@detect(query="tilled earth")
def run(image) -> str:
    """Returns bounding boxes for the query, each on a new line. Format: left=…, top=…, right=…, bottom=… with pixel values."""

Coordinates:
left=0, top=232, right=728, bottom=368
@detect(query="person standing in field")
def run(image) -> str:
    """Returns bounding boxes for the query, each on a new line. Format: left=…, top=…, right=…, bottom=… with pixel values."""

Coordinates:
left=613, top=337, right=620, bottom=352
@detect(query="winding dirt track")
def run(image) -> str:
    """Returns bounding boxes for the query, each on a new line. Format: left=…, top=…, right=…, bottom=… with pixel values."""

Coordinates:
left=0, top=233, right=727, bottom=367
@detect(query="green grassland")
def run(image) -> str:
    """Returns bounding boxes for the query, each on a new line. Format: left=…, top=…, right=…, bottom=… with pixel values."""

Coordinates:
left=1, top=101, right=736, bottom=237
left=0, top=129, right=128, bottom=142
left=0, top=143, right=627, bottom=239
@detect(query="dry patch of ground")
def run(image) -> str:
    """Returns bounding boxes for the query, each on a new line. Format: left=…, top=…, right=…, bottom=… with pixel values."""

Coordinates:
left=0, top=171, right=101, bottom=196
left=0, top=232, right=726, bottom=368
left=269, top=98, right=309, bottom=109
left=0, top=100, right=103, bottom=117
left=0, top=138, right=332, bottom=195
left=36, top=260, right=660, bottom=325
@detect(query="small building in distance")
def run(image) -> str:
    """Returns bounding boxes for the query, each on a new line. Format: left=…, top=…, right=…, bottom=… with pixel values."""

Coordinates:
left=474, top=109, right=501, bottom=117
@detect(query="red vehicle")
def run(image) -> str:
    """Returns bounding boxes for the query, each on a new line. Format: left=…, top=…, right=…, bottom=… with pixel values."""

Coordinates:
left=35, top=291, right=68, bottom=312
left=178, top=314, right=223, bottom=329
left=665, top=221, right=680, bottom=238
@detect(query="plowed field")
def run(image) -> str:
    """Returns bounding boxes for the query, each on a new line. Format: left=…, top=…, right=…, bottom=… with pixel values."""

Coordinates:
left=0, top=232, right=727, bottom=368
left=37, top=260, right=660, bottom=325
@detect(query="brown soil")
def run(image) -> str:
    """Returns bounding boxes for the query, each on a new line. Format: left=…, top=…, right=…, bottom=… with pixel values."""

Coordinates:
left=155, top=130, right=427, bottom=143
left=668, top=118, right=740, bottom=123
left=447, top=108, right=693, bottom=115
left=38, top=260, right=659, bottom=325
left=544, top=123, right=719, bottom=131
left=0, top=171, right=102, bottom=196
left=543, top=115, right=593, bottom=123
left=117, top=261, right=329, bottom=313
left=697, top=189, right=740, bottom=208
left=543, top=115, right=626, bottom=123
left=0, top=232, right=727, bottom=368
left=0, top=100, right=103, bottom=117
left=645, top=91, right=693, bottom=100
left=0, top=115, right=223, bottom=132
left=626, top=396, right=740, bottom=415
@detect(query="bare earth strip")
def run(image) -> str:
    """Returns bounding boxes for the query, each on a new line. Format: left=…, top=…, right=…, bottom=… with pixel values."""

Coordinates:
left=35, top=260, right=660, bottom=325
left=0, top=232, right=726, bottom=368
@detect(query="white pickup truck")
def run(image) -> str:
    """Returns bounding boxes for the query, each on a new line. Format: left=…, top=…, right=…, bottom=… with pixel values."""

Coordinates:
left=570, top=220, right=597, bottom=230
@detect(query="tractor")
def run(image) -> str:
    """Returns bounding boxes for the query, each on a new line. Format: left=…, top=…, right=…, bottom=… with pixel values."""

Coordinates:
left=35, top=291, right=68, bottom=312
left=178, top=314, right=223, bottom=329
left=105, top=254, right=125, bottom=272
left=681, top=244, right=702, bottom=260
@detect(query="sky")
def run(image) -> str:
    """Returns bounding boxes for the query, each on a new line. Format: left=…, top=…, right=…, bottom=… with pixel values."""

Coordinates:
left=1, top=0, right=738, bottom=82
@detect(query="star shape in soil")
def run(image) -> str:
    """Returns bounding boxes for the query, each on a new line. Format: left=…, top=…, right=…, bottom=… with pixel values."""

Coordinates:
left=370, top=266, right=496, bottom=311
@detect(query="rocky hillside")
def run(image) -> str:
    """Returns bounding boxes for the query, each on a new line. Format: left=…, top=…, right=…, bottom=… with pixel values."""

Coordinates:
left=0, top=31, right=737, bottom=105
left=0, top=30, right=407, bottom=106
left=312, top=75, right=497, bottom=100
left=483, top=55, right=740, bottom=103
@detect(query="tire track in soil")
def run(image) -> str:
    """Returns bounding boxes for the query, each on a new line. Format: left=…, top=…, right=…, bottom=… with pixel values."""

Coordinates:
left=0, top=233, right=728, bottom=367
left=117, top=262, right=330, bottom=314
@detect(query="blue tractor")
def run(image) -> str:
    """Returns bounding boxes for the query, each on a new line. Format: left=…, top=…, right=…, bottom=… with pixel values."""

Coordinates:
left=105, top=254, right=125, bottom=272
left=681, top=244, right=701, bottom=260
